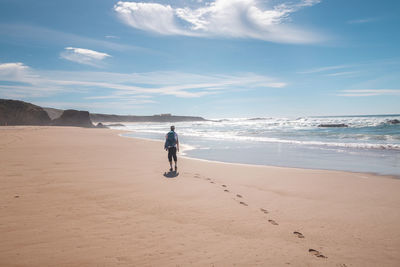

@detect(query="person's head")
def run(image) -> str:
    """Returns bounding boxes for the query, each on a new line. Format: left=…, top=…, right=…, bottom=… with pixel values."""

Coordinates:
left=170, top=125, right=175, bottom=131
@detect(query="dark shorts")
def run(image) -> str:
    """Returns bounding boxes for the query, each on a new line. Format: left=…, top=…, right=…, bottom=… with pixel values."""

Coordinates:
left=168, top=147, right=177, bottom=162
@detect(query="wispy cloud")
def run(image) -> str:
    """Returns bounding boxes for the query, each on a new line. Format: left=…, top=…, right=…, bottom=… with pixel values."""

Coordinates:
left=347, top=18, right=378, bottom=24
left=298, top=64, right=353, bottom=74
left=338, top=89, right=400, bottom=97
left=105, top=35, right=120, bottom=39
left=299, top=58, right=400, bottom=78
left=60, top=47, right=111, bottom=67
left=0, top=23, right=142, bottom=51
left=32, top=101, right=151, bottom=111
left=0, top=62, right=286, bottom=101
left=0, top=62, right=81, bottom=98
left=325, top=71, right=359, bottom=77
left=114, top=0, right=325, bottom=44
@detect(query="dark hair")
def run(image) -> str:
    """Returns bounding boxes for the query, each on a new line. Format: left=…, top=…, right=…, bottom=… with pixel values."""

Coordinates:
left=170, top=125, right=175, bottom=131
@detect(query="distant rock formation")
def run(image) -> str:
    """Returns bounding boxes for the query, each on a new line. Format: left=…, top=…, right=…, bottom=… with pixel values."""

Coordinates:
left=43, top=107, right=64, bottom=120
left=318, top=124, right=348, bottom=128
left=96, top=122, right=107, bottom=128
left=1, top=99, right=207, bottom=127
left=211, top=119, right=229, bottom=122
left=387, top=119, right=400, bottom=124
left=0, top=99, right=51, bottom=126
left=52, top=110, right=94, bottom=128
left=247, top=117, right=266, bottom=121
left=90, top=113, right=206, bottom=123
left=105, top=123, right=125, bottom=127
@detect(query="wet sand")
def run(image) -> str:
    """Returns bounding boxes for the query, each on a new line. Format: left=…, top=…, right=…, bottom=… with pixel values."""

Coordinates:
left=1, top=126, right=399, bottom=266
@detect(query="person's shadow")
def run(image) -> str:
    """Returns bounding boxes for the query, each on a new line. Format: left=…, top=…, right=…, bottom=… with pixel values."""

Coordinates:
left=163, top=170, right=179, bottom=178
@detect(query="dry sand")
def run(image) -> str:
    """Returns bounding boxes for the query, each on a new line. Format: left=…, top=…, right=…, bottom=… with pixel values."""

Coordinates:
left=0, top=126, right=399, bottom=266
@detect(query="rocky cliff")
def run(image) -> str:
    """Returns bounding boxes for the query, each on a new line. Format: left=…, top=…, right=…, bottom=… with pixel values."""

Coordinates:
left=52, top=110, right=94, bottom=128
left=0, top=99, right=51, bottom=126
left=1, top=99, right=207, bottom=127
left=43, top=107, right=64, bottom=120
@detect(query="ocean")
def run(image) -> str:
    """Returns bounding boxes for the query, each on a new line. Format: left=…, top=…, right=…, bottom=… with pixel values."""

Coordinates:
left=110, top=115, right=400, bottom=177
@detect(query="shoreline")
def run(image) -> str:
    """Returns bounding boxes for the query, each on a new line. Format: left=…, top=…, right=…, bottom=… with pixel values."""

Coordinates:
left=119, top=132, right=400, bottom=180
left=1, top=126, right=400, bottom=266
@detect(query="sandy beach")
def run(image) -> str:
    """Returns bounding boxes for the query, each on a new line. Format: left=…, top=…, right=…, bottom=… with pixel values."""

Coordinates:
left=1, top=126, right=399, bottom=266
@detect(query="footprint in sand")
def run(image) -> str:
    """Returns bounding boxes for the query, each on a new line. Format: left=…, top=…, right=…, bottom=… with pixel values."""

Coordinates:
left=308, top=249, right=327, bottom=259
left=268, top=219, right=279, bottom=225
left=222, top=185, right=227, bottom=187
left=14, top=195, right=20, bottom=198
left=260, top=208, right=268, bottom=214
left=224, top=189, right=230, bottom=192
left=210, top=181, right=215, bottom=184
left=236, top=194, right=242, bottom=198
left=293, top=231, right=305, bottom=238
left=116, top=256, right=130, bottom=262
left=239, top=201, right=248, bottom=206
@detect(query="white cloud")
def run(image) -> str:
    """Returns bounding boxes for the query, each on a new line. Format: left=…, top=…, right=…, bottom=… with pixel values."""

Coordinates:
left=60, top=47, right=111, bottom=67
left=338, top=89, right=400, bottom=97
left=0, top=62, right=286, bottom=100
left=114, top=0, right=324, bottom=44
left=0, top=62, right=31, bottom=81
left=65, top=47, right=110, bottom=60
left=115, top=2, right=187, bottom=35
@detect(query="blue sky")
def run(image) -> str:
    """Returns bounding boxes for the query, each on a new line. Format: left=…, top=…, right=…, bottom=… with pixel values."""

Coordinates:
left=0, top=0, right=399, bottom=118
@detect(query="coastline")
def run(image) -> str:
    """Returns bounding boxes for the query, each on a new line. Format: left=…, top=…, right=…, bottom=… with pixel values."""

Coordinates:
left=180, top=154, right=400, bottom=180
left=1, top=126, right=400, bottom=266
left=115, top=114, right=400, bottom=177
left=120, top=132, right=400, bottom=179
